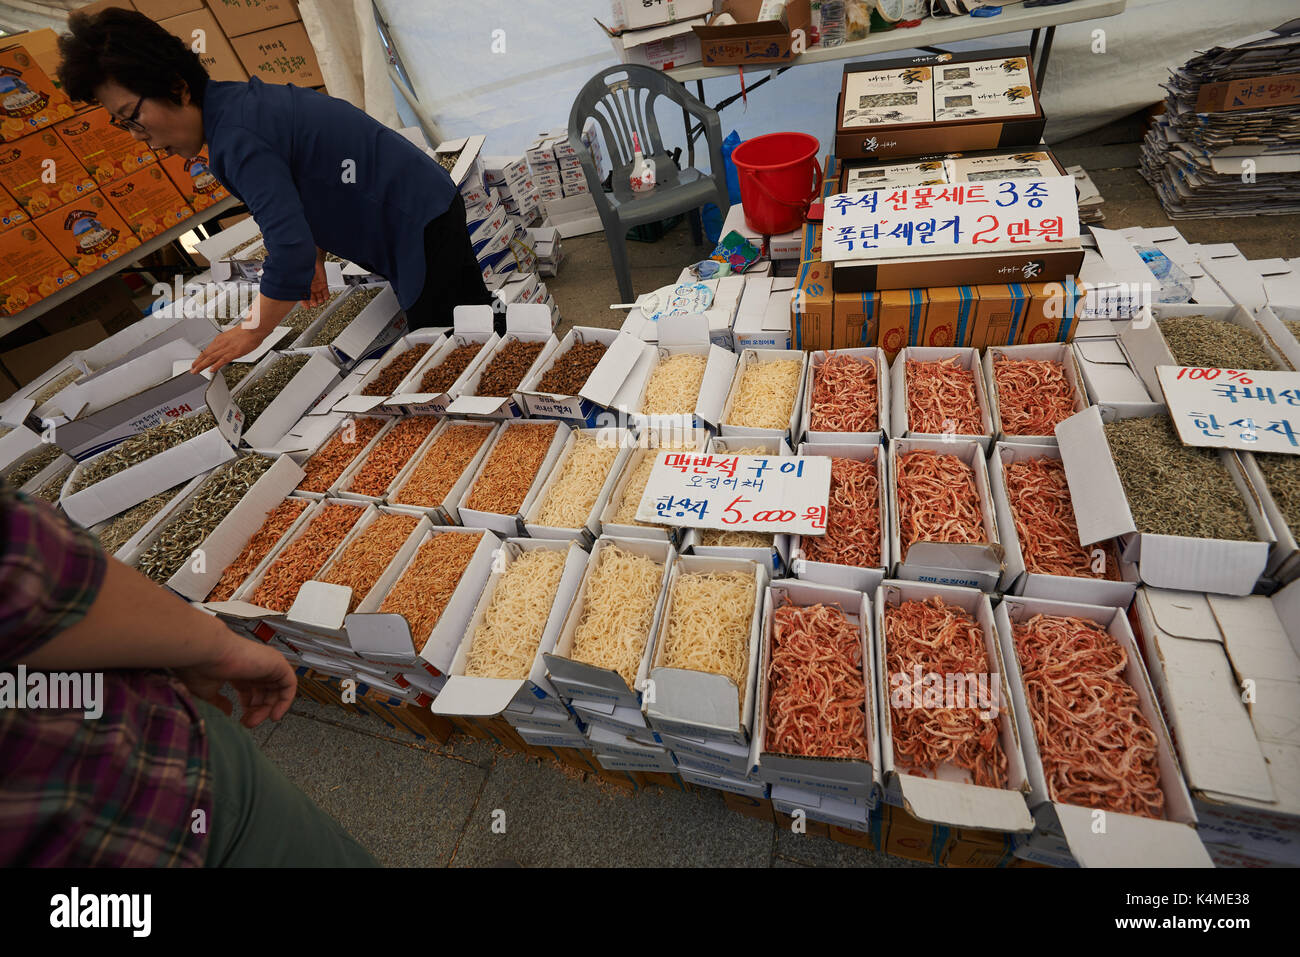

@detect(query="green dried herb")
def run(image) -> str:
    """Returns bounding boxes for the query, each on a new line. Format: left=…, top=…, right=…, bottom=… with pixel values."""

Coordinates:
left=236, top=355, right=311, bottom=428
left=134, top=455, right=275, bottom=583
left=1283, top=318, right=1300, bottom=342
left=1158, top=315, right=1277, bottom=371
left=1256, top=453, right=1300, bottom=539
left=67, top=412, right=218, bottom=495
left=1104, top=416, right=1256, bottom=542
left=95, top=482, right=187, bottom=555
left=3, top=444, right=64, bottom=489
left=221, top=362, right=255, bottom=389
left=309, top=286, right=383, bottom=347
left=283, top=289, right=345, bottom=341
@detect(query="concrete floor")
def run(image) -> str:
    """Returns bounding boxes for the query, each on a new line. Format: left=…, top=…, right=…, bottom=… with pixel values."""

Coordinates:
left=250, top=112, right=1300, bottom=868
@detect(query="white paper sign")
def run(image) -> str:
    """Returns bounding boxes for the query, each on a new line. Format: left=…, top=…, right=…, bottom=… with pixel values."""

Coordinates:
left=1158, top=364, right=1300, bottom=454
left=634, top=452, right=832, bottom=535
left=822, top=174, right=1079, bottom=263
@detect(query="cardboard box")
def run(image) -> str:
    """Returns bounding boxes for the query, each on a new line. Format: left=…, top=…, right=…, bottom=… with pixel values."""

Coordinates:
left=231, top=21, right=323, bottom=86
left=790, top=441, right=888, bottom=593
left=883, top=805, right=952, bottom=864
left=968, top=283, right=1028, bottom=349
left=226, top=350, right=341, bottom=449
left=942, top=828, right=1015, bottom=867
left=1022, top=279, right=1082, bottom=344
left=523, top=426, right=635, bottom=543
left=0, top=224, right=79, bottom=316
left=1070, top=337, right=1159, bottom=415
left=996, top=594, right=1211, bottom=867
left=799, top=347, right=888, bottom=444
left=875, top=580, right=1033, bottom=832
left=792, top=259, right=834, bottom=351
left=600, top=18, right=706, bottom=71
left=606, top=0, right=713, bottom=31
left=3, top=28, right=88, bottom=112
left=0, top=130, right=97, bottom=215
left=719, top=347, right=808, bottom=446
left=386, top=306, right=499, bottom=415
left=1242, top=451, right=1300, bottom=584
left=517, top=327, right=645, bottom=424
left=619, top=272, right=743, bottom=349
left=134, top=0, right=204, bottom=18
left=982, top=342, right=1088, bottom=442
left=0, top=319, right=105, bottom=386
left=733, top=275, right=794, bottom=351
left=445, top=303, right=558, bottom=420
left=988, top=441, right=1138, bottom=604
left=0, top=42, right=78, bottom=143
left=203, top=0, right=300, bottom=38
left=836, top=50, right=1046, bottom=162
left=693, top=0, right=811, bottom=67
left=33, top=192, right=141, bottom=277
left=876, top=288, right=926, bottom=361
left=753, top=578, right=880, bottom=802
left=1133, top=584, right=1300, bottom=865
left=543, top=536, right=675, bottom=709
left=102, top=163, right=193, bottom=240
left=890, top=346, right=993, bottom=449
left=159, top=147, right=229, bottom=209
left=1055, top=405, right=1273, bottom=595
left=645, top=554, right=767, bottom=745
left=921, top=286, right=975, bottom=348
left=0, top=181, right=26, bottom=233
left=53, top=107, right=159, bottom=185
left=596, top=427, right=709, bottom=544
left=833, top=244, right=1082, bottom=295
left=623, top=314, right=737, bottom=433
left=159, top=9, right=249, bottom=82
left=832, top=289, right=879, bottom=349
left=888, top=437, right=1002, bottom=590
left=454, top=419, right=571, bottom=537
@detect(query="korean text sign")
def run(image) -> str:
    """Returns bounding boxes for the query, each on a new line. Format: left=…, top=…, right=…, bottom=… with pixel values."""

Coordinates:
left=821, top=174, right=1079, bottom=263
left=634, top=453, right=832, bottom=535
left=1158, top=364, right=1300, bottom=454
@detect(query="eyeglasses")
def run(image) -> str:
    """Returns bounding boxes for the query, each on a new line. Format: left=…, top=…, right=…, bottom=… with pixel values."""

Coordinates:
left=108, top=96, right=146, bottom=133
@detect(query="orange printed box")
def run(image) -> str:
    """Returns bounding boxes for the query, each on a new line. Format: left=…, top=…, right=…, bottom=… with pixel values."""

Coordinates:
left=877, top=287, right=927, bottom=361
left=159, top=148, right=229, bottom=210
left=54, top=107, right=158, bottom=185
left=0, top=224, right=79, bottom=316
left=1021, top=280, right=1083, bottom=344
left=103, top=164, right=193, bottom=241
left=0, top=180, right=27, bottom=233
left=33, top=192, right=141, bottom=276
left=0, top=43, right=77, bottom=143
left=0, top=130, right=97, bottom=216
left=922, top=286, right=977, bottom=348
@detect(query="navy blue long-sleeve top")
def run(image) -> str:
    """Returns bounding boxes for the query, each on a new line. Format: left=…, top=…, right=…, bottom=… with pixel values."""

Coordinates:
left=201, top=78, right=457, bottom=309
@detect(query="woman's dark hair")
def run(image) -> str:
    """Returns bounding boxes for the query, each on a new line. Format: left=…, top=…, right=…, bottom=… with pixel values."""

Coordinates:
left=58, top=7, right=209, bottom=107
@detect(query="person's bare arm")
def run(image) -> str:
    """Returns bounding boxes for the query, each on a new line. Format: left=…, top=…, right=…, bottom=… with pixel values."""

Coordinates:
left=22, top=557, right=295, bottom=727
left=190, top=292, right=297, bottom=375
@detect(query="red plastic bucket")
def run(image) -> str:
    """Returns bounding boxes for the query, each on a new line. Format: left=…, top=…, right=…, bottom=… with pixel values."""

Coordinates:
left=731, top=132, right=822, bottom=235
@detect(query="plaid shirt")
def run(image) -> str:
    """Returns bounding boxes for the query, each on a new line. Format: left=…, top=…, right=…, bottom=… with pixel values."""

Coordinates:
left=0, top=484, right=212, bottom=866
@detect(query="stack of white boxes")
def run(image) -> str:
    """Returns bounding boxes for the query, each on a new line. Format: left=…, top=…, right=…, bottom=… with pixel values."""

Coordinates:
left=526, top=125, right=604, bottom=211
left=482, top=155, right=541, bottom=224
left=525, top=226, right=563, bottom=277
left=572, top=694, right=678, bottom=775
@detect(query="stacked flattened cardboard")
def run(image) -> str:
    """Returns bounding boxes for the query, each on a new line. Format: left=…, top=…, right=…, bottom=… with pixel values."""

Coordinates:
left=1141, top=26, right=1300, bottom=218
left=1066, top=165, right=1104, bottom=224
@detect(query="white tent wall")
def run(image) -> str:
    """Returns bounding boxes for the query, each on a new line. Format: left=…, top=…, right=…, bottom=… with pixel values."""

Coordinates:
left=376, top=0, right=1297, bottom=163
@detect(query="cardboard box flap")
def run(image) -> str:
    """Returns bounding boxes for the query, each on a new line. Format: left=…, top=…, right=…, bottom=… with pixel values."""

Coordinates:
left=1208, top=594, right=1300, bottom=681
left=898, top=774, right=1032, bottom=832
left=647, top=667, right=742, bottom=736
left=506, top=302, right=553, bottom=334
left=1055, top=406, right=1134, bottom=545
left=432, top=675, right=523, bottom=717
left=1055, top=804, right=1212, bottom=867
left=343, top=613, right=417, bottom=660
left=58, top=339, right=200, bottom=418
left=579, top=332, right=644, bottom=406
left=455, top=304, right=495, bottom=335
left=1141, top=588, right=1222, bottom=643
left=907, top=541, right=1003, bottom=573
left=287, top=580, right=353, bottom=632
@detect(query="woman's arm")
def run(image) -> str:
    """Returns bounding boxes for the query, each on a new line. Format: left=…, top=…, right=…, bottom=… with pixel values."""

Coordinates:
left=191, top=292, right=297, bottom=375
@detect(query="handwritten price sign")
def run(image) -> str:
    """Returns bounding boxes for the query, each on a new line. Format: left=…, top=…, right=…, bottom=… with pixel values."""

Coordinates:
left=1158, top=365, right=1300, bottom=454
left=821, top=174, right=1079, bottom=263
left=634, top=453, right=832, bottom=535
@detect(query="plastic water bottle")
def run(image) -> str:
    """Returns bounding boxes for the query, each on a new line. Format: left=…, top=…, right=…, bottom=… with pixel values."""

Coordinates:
left=818, top=0, right=846, bottom=47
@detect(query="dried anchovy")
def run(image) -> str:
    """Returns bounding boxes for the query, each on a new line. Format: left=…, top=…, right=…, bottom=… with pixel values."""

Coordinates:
left=95, top=482, right=187, bottom=555
left=361, top=343, right=431, bottom=396
left=3, top=444, right=64, bottom=489
left=310, top=286, right=383, bottom=346
left=225, top=233, right=265, bottom=259
left=419, top=342, right=484, bottom=394
left=474, top=339, right=544, bottom=396
left=1256, top=453, right=1300, bottom=539
left=1283, top=319, right=1300, bottom=341
left=284, top=290, right=345, bottom=338
left=1104, top=416, right=1255, bottom=542
left=33, top=464, right=74, bottom=504
left=237, top=354, right=311, bottom=428
left=30, top=368, right=83, bottom=408
left=537, top=340, right=607, bottom=394
left=134, top=455, right=276, bottom=583
left=1158, top=316, right=1277, bottom=371
left=221, top=362, right=255, bottom=389
left=67, top=412, right=217, bottom=495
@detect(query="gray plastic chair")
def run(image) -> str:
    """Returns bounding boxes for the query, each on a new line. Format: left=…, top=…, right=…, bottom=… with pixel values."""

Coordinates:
left=568, top=64, right=731, bottom=303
